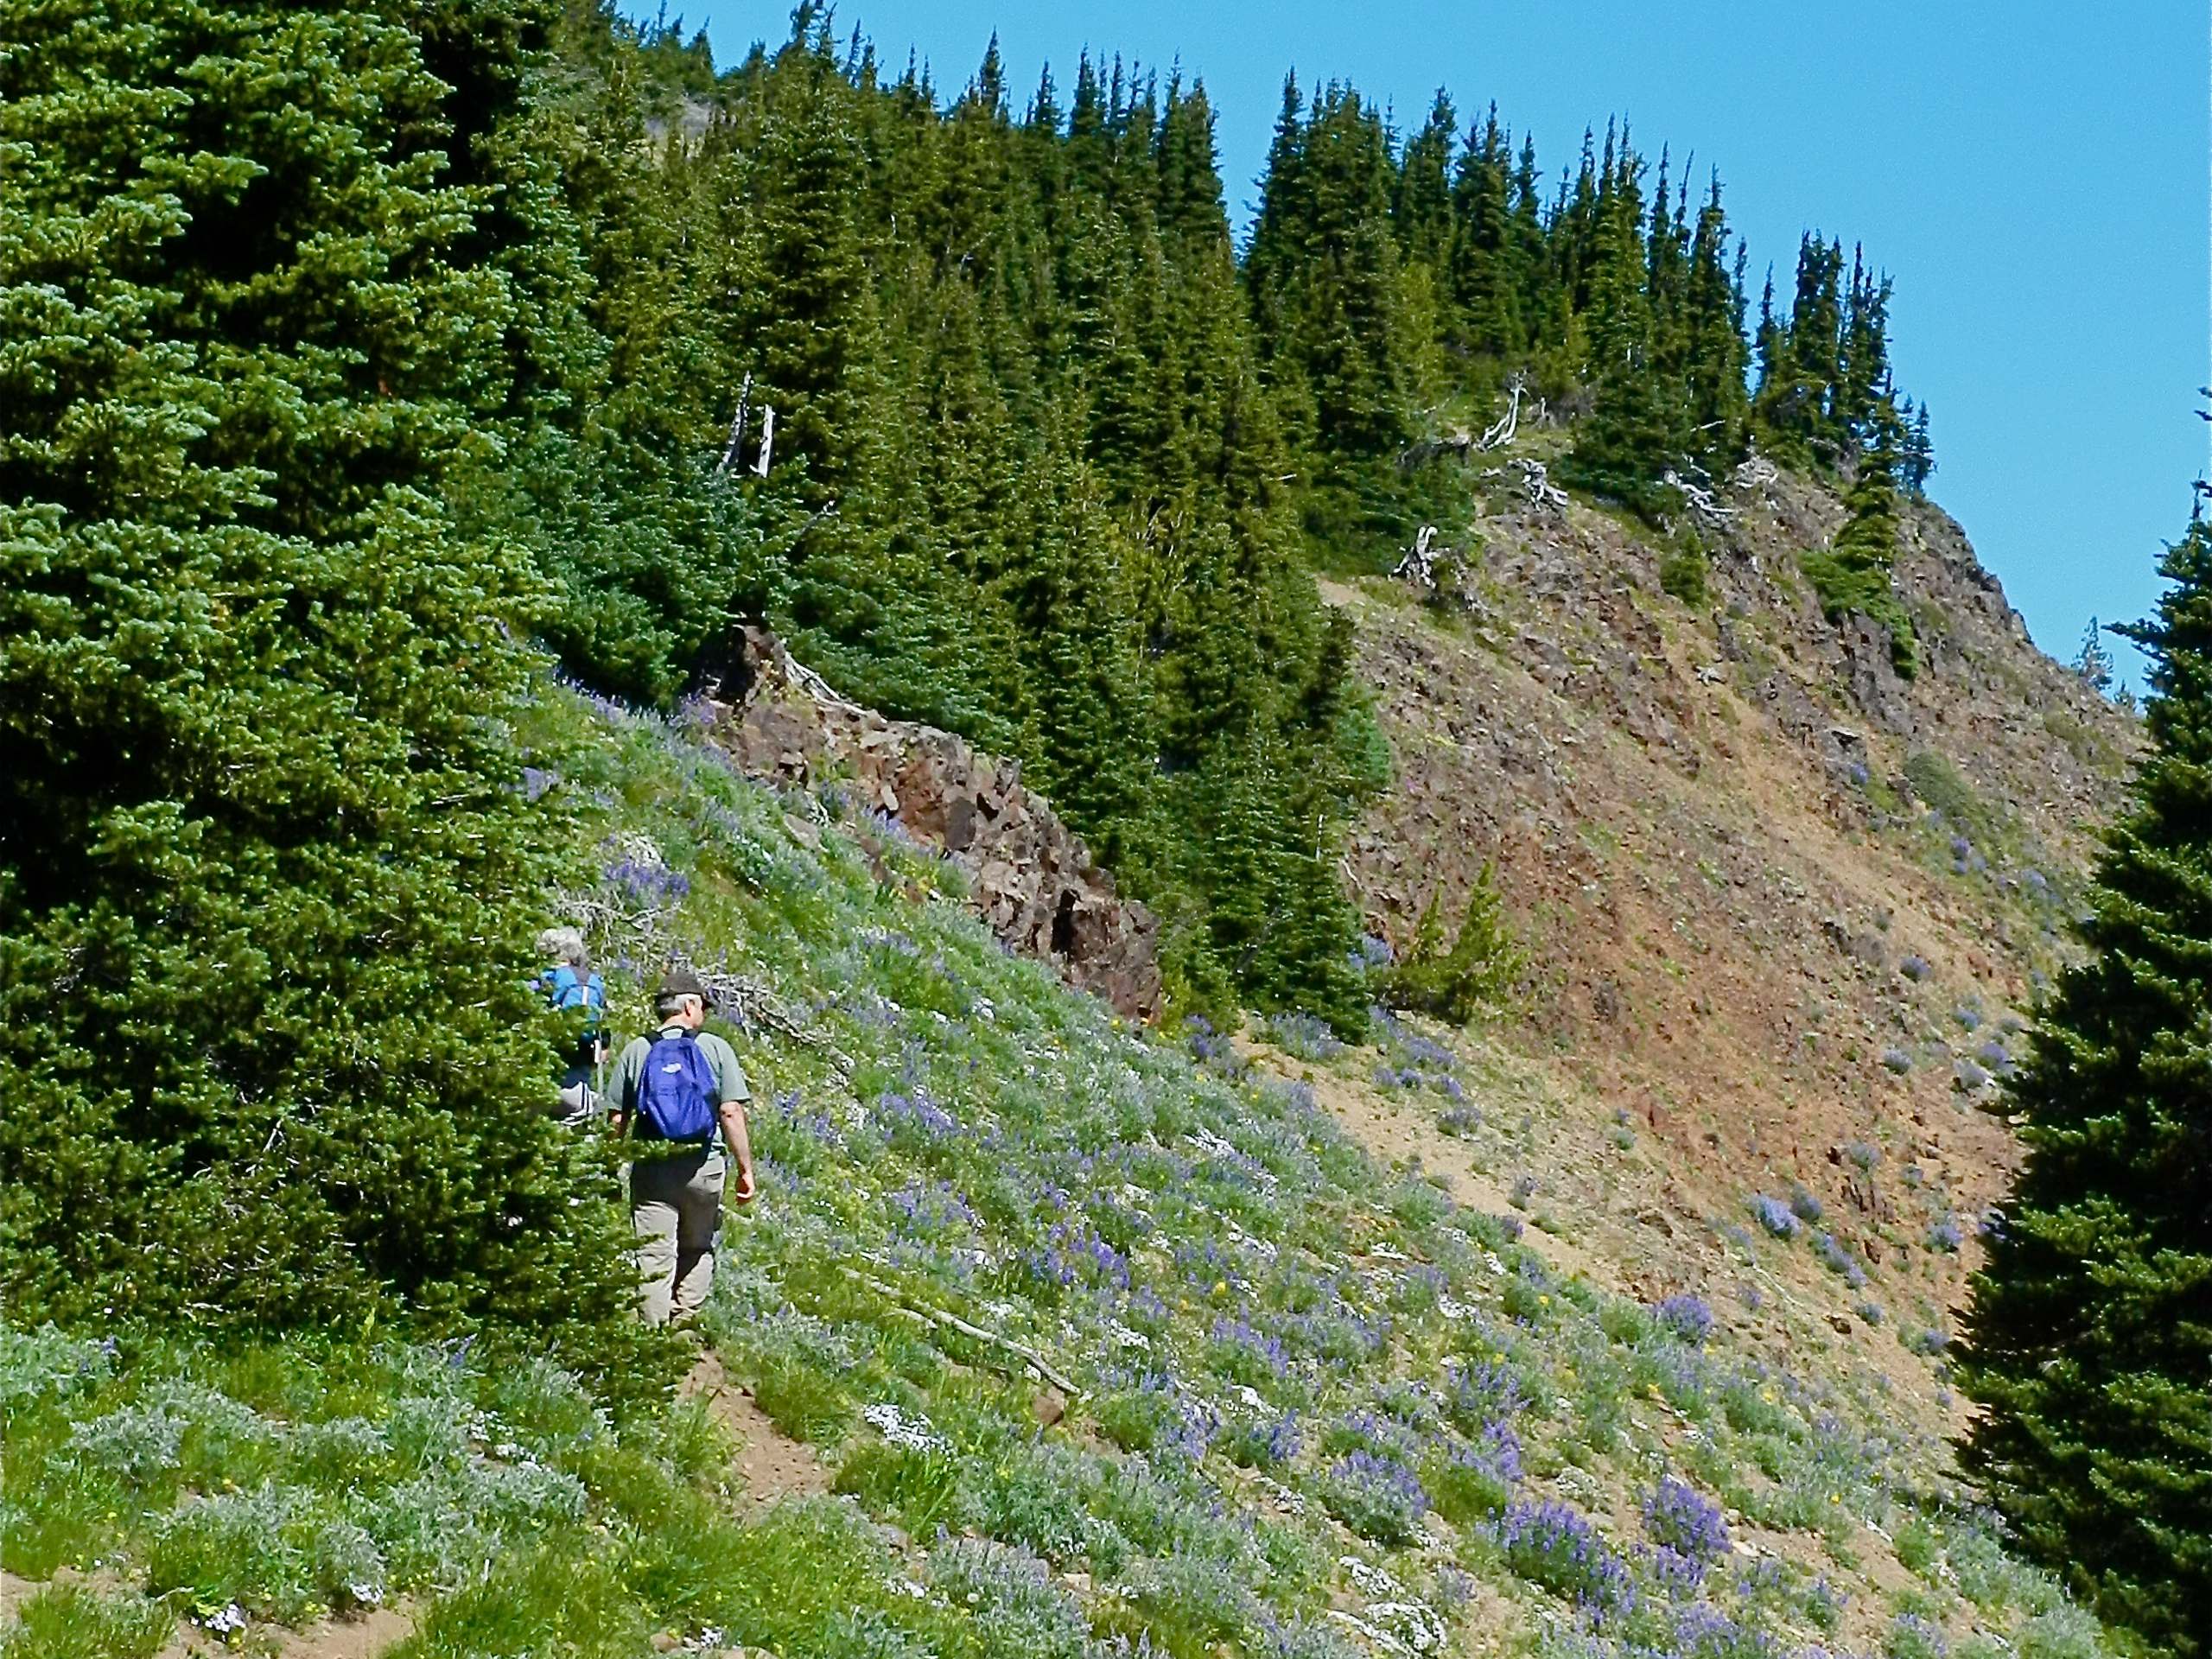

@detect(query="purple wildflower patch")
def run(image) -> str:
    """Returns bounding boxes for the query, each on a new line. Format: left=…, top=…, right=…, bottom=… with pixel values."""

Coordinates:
left=1319, top=1450, right=1429, bottom=1543
left=1654, top=1294, right=1715, bottom=1345
left=1497, top=1498, right=1637, bottom=1620
left=1643, top=1476, right=1730, bottom=1573
left=1751, top=1195, right=1799, bottom=1239
left=1814, top=1232, right=1867, bottom=1289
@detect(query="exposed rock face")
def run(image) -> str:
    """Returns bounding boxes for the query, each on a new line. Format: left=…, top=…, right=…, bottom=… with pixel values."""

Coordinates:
left=1332, top=457, right=2138, bottom=1296
left=694, top=627, right=1162, bottom=1022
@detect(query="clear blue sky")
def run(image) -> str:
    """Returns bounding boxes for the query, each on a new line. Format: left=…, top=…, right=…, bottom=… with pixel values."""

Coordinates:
left=665, top=2, right=2209, bottom=690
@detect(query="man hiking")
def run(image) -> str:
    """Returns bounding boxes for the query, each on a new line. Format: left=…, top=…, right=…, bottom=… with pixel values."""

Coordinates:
left=536, top=927, right=607, bottom=1125
left=610, top=967, right=758, bottom=1326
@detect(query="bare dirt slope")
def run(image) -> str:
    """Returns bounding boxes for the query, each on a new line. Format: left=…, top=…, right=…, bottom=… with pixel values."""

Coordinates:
left=1326, top=456, right=2137, bottom=1444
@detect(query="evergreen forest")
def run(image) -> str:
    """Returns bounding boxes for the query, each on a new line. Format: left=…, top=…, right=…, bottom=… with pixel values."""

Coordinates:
left=530, top=6, right=1936, bottom=1022
left=14, top=3, right=2201, bottom=1656
left=70, top=0, right=1928, bottom=1034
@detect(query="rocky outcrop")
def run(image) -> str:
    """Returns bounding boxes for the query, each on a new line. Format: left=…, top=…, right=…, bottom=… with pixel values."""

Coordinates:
left=693, top=627, right=1162, bottom=1022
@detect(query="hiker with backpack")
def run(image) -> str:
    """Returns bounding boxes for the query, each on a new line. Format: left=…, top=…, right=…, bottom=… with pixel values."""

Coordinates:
left=609, top=967, right=758, bottom=1326
left=536, top=927, right=608, bottom=1126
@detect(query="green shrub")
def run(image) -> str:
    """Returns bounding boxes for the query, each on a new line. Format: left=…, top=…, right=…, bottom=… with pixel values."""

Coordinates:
left=1660, top=544, right=1712, bottom=606
left=0, top=1583, right=172, bottom=1659
left=1380, top=866, right=1528, bottom=1022
left=1902, top=750, right=1982, bottom=829
left=1800, top=545, right=1919, bottom=677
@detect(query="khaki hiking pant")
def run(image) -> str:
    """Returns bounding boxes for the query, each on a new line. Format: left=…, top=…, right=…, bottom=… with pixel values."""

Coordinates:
left=626, top=1146, right=725, bottom=1326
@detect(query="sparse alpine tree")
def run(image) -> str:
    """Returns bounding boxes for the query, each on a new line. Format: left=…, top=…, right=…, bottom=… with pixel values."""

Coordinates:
left=1962, top=500, right=2212, bottom=1656
left=2074, top=616, right=2116, bottom=694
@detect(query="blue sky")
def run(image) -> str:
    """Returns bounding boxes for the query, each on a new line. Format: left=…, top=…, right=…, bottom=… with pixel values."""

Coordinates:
left=666, top=3, right=2208, bottom=690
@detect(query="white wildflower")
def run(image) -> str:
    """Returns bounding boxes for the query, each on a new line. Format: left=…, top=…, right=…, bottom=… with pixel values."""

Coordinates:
left=861, top=1402, right=949, bottom=1452
left=202, top=1605, right=249, bottom=1636
left=613, top=831, right=666, bottom=870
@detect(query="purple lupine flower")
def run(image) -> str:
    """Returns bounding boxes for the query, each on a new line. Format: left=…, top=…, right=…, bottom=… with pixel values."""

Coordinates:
left=1319, top=1450, right=1429, bottom=1542
left=1446, top=1358, right=1527, bottom=1427
left=1815, top=1233, right=1867, bottom=1288
left=873, top=1089, right=960, bottom=1141
left=1899, top=955, right=1934, bottom=982
left=520, top=766, right=559, bottom=801
left=1643, top=1476, right=1729, bottom=1571
left=1751, top=1195, right=1800, bottom=1238
left=1673, top=1603, right=1782, bottom=1659
left=1926, top=1217, right=1964, bottom=1253
left=1265, top=1012, right=1344, bottom=1061
left=1497, top=1499, right=1637, bottom=1620
left=1650, top=1545, right=1706, bottom=1598
left=1654, top=1294, right=1715, bottom=1345
left=1210, top=1318, right=1291, bottom=1381
left=1462, top=1417, right=1523, bottom=1484
left=605, top=858, right=690, bottom=904
left=1888, top=1611, right=1949, bottom=1659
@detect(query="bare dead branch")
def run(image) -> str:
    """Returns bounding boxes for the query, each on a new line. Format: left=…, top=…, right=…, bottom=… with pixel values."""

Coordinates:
left=840, top=1263, right=1083, bottom=1396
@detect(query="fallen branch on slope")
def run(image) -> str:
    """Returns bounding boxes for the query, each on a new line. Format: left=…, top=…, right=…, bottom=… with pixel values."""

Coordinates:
left=840, top=1264, right=1083, bottom=1397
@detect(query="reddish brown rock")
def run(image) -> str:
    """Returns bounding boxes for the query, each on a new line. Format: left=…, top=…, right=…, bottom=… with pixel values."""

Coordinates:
left=694, top=627, right=1162, bottom=1022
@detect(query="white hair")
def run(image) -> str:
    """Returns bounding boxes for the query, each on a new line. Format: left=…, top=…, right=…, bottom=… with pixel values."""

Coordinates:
left=537, top=925, right=587, bottom=965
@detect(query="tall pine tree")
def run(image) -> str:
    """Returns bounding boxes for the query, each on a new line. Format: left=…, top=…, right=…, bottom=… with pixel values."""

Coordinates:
left=1962, top=498, right=2212, bottom=1656
left=0, top=0, right=656, bottom=1382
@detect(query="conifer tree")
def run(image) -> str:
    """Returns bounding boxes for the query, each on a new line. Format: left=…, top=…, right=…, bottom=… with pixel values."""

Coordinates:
left=1559, top=145, right=1683, bottom=517
left=1900, top=399, right=1936, bottom=496
left=1394, top=90, right=1457, bottom=270
left=0, top=0, right=652, bottom=1380
left=1800, top=390, right=1916, bottom=675
left=2073, top=617, right=2116, bottom=694
left=1448, top=105, right=1522, bottom=367
left=1962, top=502, right=2212, bottom=1656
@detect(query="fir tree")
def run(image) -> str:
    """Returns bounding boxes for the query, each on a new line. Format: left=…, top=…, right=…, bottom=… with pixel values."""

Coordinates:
left=2074, top=617, right=2116, bottom=694
left=1799, top=389, right=1917, bottom=675
left=1900, top=399, right=1936, bottom=496
left=1393, top=89, right=1457, bottom=270
left=1961, top=503, right=2212, bottom=1656
left=1448, top=105, right=1522, bottom=365
left=1558, top=142, right=1684, bottom=518
left=0, top=0, right=656, bottom=1382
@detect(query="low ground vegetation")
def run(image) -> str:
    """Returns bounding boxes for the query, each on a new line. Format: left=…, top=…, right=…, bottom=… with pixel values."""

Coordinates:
left=3, top=692, right=2113, bottom=1659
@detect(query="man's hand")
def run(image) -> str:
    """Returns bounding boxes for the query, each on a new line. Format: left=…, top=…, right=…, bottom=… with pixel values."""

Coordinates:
left=719, top=1099, right=756, bottom=1204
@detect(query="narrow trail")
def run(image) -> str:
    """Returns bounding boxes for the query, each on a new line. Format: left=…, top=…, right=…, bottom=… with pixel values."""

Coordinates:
left=680, top=1349, right=833, bottom=1507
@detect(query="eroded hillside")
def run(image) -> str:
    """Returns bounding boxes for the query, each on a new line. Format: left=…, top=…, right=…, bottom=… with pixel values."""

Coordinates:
left=1315, top=448, right=2136, bottom=1460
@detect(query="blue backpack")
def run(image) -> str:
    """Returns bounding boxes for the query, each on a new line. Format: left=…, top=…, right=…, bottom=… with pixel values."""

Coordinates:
left=544, top=966, right=607, bottom=1066
left=637, top=1030, right=717, bottom=1143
